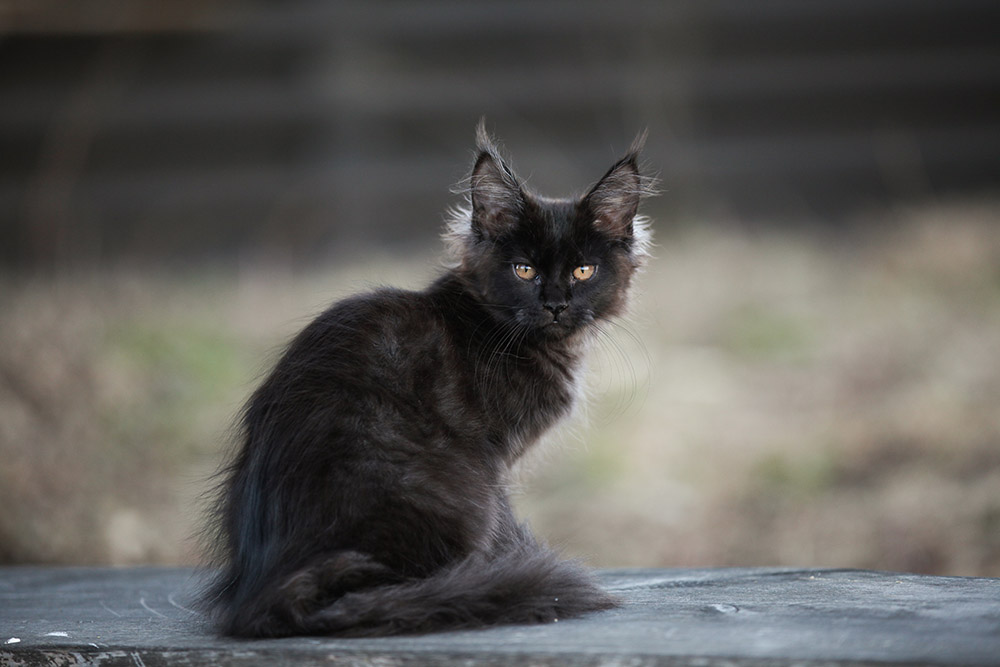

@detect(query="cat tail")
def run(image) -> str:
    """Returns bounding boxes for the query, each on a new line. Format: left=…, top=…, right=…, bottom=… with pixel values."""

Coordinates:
left=219, top=538, right=617, bottom=638
left=300, top=541, right=618, bottom=637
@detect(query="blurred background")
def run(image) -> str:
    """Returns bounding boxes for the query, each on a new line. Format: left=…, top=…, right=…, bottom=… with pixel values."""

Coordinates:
left=1, top=1, right=998, bottom=575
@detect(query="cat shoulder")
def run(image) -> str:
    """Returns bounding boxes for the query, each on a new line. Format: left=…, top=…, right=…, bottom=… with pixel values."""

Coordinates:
left=310, top=285, right=451, bottom=344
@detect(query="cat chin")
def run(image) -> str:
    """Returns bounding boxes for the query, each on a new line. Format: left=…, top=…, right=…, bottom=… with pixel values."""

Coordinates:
left=533, top=319, right=586, bottom=341
left=540, top=323, right=571, bottom=338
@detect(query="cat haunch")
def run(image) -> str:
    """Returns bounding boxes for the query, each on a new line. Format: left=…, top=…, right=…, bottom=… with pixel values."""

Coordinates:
left=200, top=123, right=653, bottom=638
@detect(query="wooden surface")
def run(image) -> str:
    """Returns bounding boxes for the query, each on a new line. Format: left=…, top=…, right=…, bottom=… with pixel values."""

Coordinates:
left=2, top=566, right=999, bottom=666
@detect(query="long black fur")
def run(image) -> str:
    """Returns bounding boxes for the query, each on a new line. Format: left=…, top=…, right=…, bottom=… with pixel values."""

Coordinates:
left=200, top=122, right=653, bottom=638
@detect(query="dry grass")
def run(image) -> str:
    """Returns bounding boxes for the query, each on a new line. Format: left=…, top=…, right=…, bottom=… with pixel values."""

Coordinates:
left=1, top=200, right=998, bottom=575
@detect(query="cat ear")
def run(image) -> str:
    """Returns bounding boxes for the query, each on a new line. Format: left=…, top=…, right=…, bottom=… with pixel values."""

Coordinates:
left=585, top=131, right=647, bottom=238
left=470, top=123, right=523, bottom=239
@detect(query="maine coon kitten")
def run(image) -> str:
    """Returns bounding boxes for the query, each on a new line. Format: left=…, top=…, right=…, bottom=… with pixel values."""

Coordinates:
left=202, top=123, right=653, bottom=638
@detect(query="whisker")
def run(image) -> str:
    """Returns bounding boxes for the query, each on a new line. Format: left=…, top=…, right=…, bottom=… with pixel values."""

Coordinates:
left=590, top=318, right=651, bottom=421
left=475, top=319, right=528, bottom=398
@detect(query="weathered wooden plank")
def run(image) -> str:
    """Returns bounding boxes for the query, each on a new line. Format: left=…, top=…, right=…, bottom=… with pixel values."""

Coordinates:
left=2, top=567, right=999, bottom=666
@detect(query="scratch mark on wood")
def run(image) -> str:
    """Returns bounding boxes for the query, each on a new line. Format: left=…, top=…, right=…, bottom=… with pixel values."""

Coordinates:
left=139, top=597, right=167, bottom=619
left=99, top=600, right=122, bottom=618
left=167, top=590, right=199, bottom=616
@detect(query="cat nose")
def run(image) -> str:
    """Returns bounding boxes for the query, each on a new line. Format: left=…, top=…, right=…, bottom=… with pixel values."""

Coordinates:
left=543, top=303, right=568, bottom=319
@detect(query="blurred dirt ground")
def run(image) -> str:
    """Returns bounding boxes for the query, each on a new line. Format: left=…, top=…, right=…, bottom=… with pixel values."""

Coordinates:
left=1, top=199, right=998, bottom=575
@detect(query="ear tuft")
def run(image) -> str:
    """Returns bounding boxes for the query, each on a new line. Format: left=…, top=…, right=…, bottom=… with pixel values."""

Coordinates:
left=585, top=131, right=653, bottom=238
left=470, top=121, right=523, bottom=239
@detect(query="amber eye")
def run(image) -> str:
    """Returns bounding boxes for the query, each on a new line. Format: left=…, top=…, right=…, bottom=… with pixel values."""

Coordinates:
left=513, top=263, right=537, bottom=281
left=572, top=265, right=596, bottom=281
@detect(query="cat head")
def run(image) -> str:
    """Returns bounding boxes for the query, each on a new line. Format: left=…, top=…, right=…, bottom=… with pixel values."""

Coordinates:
left=446, top=122, right=654, bottom=341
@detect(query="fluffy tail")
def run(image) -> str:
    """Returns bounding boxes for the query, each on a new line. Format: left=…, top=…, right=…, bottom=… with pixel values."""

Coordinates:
left=216, top=540, right=618, bottom=638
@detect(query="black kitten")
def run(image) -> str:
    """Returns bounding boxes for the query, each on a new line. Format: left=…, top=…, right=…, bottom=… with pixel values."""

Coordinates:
left=201, top=123, right=653, bottom=638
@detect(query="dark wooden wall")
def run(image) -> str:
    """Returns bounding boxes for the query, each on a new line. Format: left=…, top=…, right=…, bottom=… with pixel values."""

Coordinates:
left=2, top=0, right=998, bottom=267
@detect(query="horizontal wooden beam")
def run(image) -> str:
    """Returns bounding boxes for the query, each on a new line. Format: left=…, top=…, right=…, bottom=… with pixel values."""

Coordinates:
left=2, top=566, right=999, bottom=665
